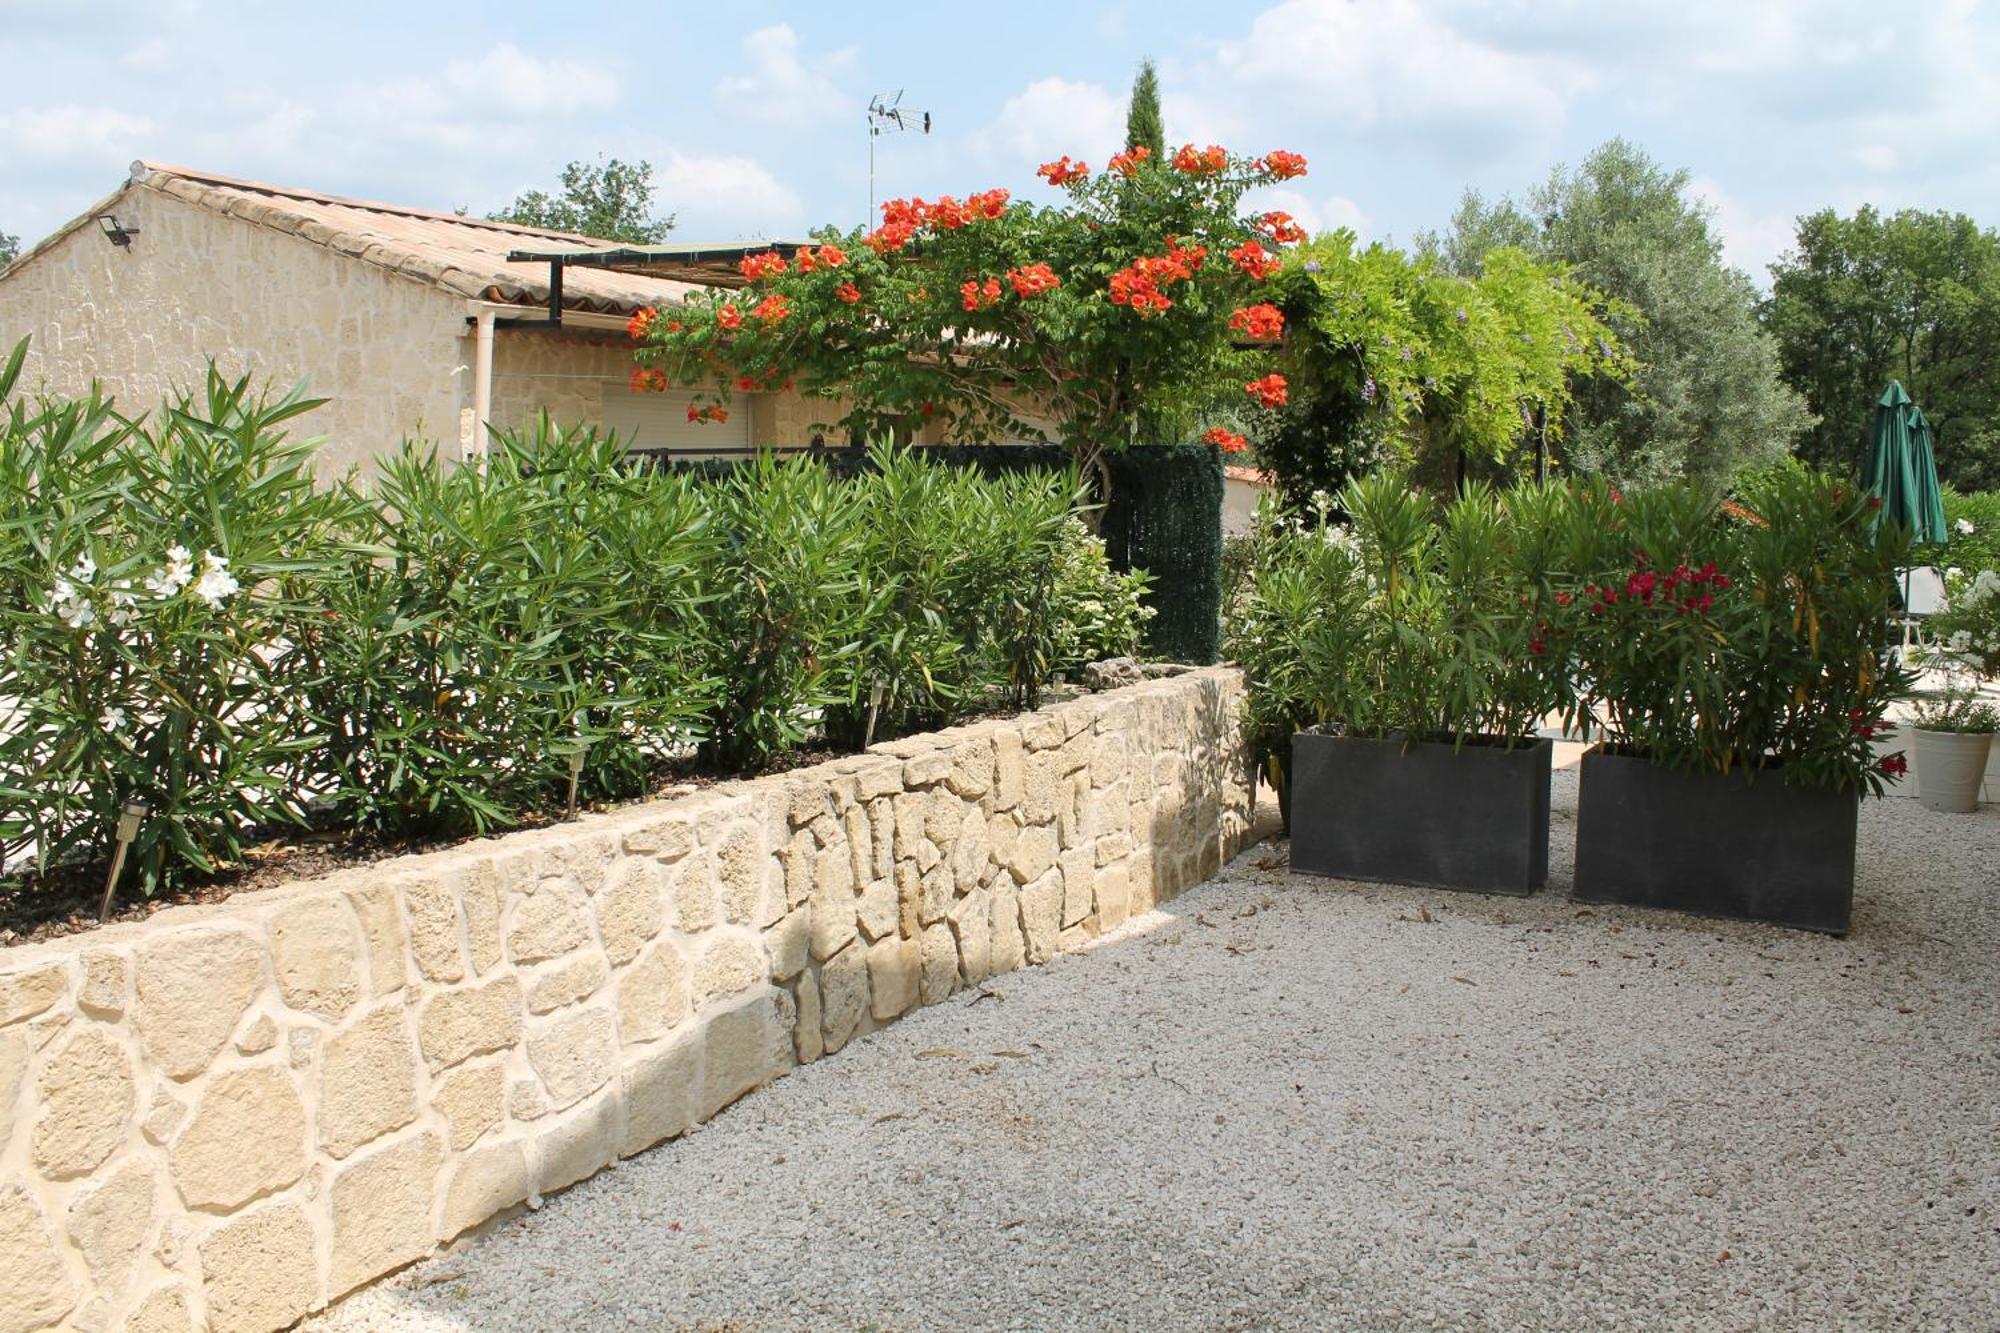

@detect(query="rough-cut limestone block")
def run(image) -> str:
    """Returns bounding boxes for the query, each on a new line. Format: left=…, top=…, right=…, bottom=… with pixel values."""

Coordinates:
left=891, top=791, right=925, bottom=863
left=140, top=1087, right=185, bottom=1146
left=435, top=1061, right=505, bottom=1151
left=418, top=976, right=523, bottom=1071
left=268, top=894, right=362, bottom=1020
left=508, top=880, right=590, bottom=964
left=235, top=1015, right=277, bottom=1055
left=1022, top=753, right=1063, bottom=826
left=1096, top=831, right=1134, bottom=867
left=992, top=731, right=1024, bottom=810
left=951, top=809, right=990, bottom=895
left=32, top=1028, right=134, bottom=1180
left=763, top=907, right=810, bottom=982
left=1091, top=733, right=1129, bottom=787
left=1128, top=852, right=1159, bottom=915
left=714, top=824, right=763, bottom=925
left=902, top=752, right=951, bottom=787
left=819, top=944, right=868, bottom=1055
left=855, top=874, right=898, bottom=943
left=841, top=807, right=873, bottom=887
left=330, top=1130, right=442, bottom=1297
left=922, top=787, right=965, bottom=848
left=461, top=861, right=504, bottom=974
left=867, top=799, right=896, bottom=880
left=0, top=1184, right=76, bottom=1333
left=1060, top=850, right=1097, bottom=927
left=525, top=1004, right=617, bottom=1110
left=1093, top=780, right=1132, bottom=840
left=788, top=780, right=833, bottom=830
left=198, top=1201, right=320, bottom=1333
left=172, top=1065, right=308, bottom=1211
left=782, top=829, right=815, bottom=910
left=1021, top=711, right=1066, bottom=751
left=988, top=809, right=1022, bottom=868
left=810, top=842, right=857, bottom=955
left=1019, top=870, right=1063, bottom=965
left=701, top=992, right=793, bottom=1121
left=916, top=835, right=942, bottom=873
left=622, top=811, right=695, bottom=861
left=320, top=1002, right=419, bottom=1158
left=855, top=759, right=904, bottom=800
left=0, top=960, right=66, bottom=1027
left=541, top=831, right=617, bottom=897
left=948, top=892, right=991, bottom=985
left=76, top=950, right=126, bottom=1019
left=668, top=853, right=719, bottom=934
left=989, top=885, right=1027, bottom=975
left=947, top=739, right=993, bottom=798
left=538, top=1090, right=621, bottom=1195
left=1006, top=825, right=1059, bottom=886
left=1059, top=773, right=1092, bottom=849
left=133, top=927, right=262, bottom=1080
left=617, top=943, right=689, bottom=1044
left=66, top=1162, right=155, bottom=1293
left=792, top=971, right=824, bottom=1063
left=918, top=862, right=953, bottom=930
left=439, top=1141, right=531, bottom=1241
left=399, top=876, right=466, bottom=984
left=621, top=1032, right=698, bottom=1157
left=867, top=937, right=920, bottom=1021
left=527, top=953, right=609, bottom=1015
left=123, top=1283, right=193, bottom=1333
left=1095, top=862, right=1133, bottom=930
left=919, top=923, right=959, bottom=1004
left=0, top=1029, right=29, bottom=1151
left=511, top=1077, right=551, bottom=1122
left=345, top=884, right=408, bottom=996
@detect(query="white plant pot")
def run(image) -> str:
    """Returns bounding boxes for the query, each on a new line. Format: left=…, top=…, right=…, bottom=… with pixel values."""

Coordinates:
left=1911, top=728, right=1996, bottom=813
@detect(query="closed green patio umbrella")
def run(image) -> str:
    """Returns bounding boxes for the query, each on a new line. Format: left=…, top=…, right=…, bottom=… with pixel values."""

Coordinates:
left=1863, top=380, right=1947, bottom=649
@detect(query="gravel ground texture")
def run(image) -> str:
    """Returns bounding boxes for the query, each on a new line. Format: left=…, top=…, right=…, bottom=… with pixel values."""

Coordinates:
left=306, top=748, right=2000, bottom=1332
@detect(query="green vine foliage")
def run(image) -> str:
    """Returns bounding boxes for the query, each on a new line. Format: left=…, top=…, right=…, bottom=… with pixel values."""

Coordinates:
left=1258, top=234, right=1631, bottom=508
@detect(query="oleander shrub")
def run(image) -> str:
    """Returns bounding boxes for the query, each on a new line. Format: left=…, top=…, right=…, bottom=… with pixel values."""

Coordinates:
left=0, top=353, right=356, bottom=894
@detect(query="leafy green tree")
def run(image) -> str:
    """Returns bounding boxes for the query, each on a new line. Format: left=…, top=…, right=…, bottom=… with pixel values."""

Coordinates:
left=0, top=232, right=18, bottom=266
left=1125, top=59, right=1165, bottom=158
left=1422, top=139, right=1811, bottom=485
left=1766, top=206, right=2000, bottom=490
left=490, top=157, right=674, bottom=244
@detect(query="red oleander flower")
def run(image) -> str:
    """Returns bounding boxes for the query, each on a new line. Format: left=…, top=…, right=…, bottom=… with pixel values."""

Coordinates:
left=1172, top=143, right=1228, bottom=176
left=835, top=281, right=862, bottom=303
left=1879, top=752, right=1907, bottom=776
left=735, top=376, right=758, bottom=391
left=1037, top=155, right=1090, bottom=186
left=1108, top=145, right=1152, bottom=176
left=1555, top=591, right=1573, bottom=606
left=1258, top=150, right=1308, bottom=179
left=717, top=304, right=743, bottom=330
left=738, top=251, right=787, bottom=282
left=753, top=293, right=791, bottom=324
left=1528, top=638, right=1547, bottom=656
left=1228, top=303, right=1285, bottom=341
left=1229, top=241, right=1279, bottom=280
left=625, top=306, right=657, bottom=341
left=1007, top=263, right=1060, bottom=298
left=1202, top=426, right=1248, bottom=453
left=1256, top=211, right=1307, bottom=244
left=1244, top=373, right=1289, bottom=409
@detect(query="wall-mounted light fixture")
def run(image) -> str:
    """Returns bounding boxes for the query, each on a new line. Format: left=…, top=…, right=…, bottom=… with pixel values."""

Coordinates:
left=96, top=215, right=140, bottom=248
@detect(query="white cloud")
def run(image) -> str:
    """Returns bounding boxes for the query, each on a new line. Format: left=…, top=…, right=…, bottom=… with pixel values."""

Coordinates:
left=714, top=24, right=857, bottom=127
left=0, top=105, right=154, bottom=162
left=654, top=151, right=805, bottom=240
left=972, top=77, right=1125, bottom=171
left=374, top=44, right=616, bottom=123
left=118, top=38, right=170, bottom=72
left=1687, top=177, right=1798, bottom=285
left=1250, top=188, right=1373, bottom=241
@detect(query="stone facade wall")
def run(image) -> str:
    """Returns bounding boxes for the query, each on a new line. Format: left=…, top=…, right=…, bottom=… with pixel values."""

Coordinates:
left=0, top=669, right=1253, bottom=1333
left=0, top=187, right=470, bottom=480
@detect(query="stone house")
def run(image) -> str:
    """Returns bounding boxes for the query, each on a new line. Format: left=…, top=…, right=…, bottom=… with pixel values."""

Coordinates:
left=0, top=162, right=860, bottom=476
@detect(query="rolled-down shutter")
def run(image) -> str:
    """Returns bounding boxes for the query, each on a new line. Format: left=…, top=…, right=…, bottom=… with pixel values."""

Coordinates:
left=599, top=384, right=752, bottom=457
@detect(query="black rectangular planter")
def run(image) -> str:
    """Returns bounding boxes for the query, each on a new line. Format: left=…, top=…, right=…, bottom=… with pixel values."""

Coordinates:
left=1290, top=732, right=1552, bottom=895
left=1572, top=748, right=1858, bottom=934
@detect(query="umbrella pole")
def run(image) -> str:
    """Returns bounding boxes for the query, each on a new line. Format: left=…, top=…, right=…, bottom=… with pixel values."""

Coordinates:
left=1902, top=568, right=1913, bottom=658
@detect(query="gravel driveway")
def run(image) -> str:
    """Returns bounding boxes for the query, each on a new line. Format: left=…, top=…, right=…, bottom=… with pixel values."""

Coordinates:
left=307, top=750, right=2000, bottom=1332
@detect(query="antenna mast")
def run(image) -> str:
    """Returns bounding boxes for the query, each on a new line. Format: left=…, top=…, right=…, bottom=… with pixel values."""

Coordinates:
left=867, top=91, right=931, bottom=224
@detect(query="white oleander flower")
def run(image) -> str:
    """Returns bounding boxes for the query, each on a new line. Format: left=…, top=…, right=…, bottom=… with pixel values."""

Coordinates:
left=71, top=553, right=96, bottom=581
left=1955, top=517, right=1976, bottom=535
left=193, top=551, right=239, bottom=607
left=146, top=545, right=195, bottom=597
left=100, top=707, right=126, bottom=730
left=106, top=581, right=137, bottom=627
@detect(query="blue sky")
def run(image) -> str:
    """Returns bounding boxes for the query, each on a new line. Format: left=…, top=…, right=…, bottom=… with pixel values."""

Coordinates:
left=3, top=0, right=1996, bottom=282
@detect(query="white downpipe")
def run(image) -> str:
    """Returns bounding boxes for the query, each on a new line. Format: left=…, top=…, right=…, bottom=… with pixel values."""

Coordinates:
left=470, top=307, right=496, bottom=467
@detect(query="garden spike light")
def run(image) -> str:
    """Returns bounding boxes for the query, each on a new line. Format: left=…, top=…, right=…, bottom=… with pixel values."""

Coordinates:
left=98, top=797, right=150, bottom=922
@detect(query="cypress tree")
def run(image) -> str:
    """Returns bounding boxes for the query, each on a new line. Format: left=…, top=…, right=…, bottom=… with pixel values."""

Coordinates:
left=1125, top=60, right=1165, bottom=157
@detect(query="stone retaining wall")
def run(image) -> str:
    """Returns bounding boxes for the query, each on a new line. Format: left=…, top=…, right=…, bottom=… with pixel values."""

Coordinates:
left=0, top=668, right=1253, bottom=1333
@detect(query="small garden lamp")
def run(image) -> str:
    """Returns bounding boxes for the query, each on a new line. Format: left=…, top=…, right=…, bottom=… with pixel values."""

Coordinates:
left=863, top=676, right=888, bottom=749
left=566, top=739, right=589, bottom=822
left=99, top=797, right=150, bottom=921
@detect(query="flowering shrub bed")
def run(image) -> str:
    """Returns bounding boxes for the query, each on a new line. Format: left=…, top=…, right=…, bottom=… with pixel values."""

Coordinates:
left=1231, top=464, right=1911, bottom=794
left=0, top=350, right=1148, bottom=897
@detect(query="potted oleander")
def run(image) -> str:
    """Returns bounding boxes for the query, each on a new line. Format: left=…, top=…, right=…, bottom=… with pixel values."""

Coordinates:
left=1241, top=476, right=1566, bottom=895
left=1908, top=569, right=2000, bottom=812
left=1560, top=467, right=1911, bottom=934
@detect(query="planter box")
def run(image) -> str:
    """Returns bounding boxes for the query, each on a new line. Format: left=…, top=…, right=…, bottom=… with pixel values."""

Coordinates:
left=1572, top=747, right=1857, bottom=934
left=1290, top=731, right=1552, bottom=895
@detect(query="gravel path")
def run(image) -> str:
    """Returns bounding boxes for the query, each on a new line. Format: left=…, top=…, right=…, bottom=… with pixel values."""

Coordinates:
left=308, top=750, right=2000, bottom=1332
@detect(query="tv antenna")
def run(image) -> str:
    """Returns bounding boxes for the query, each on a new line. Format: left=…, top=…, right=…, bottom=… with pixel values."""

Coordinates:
left=867, top=91, right=930, bottom=223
